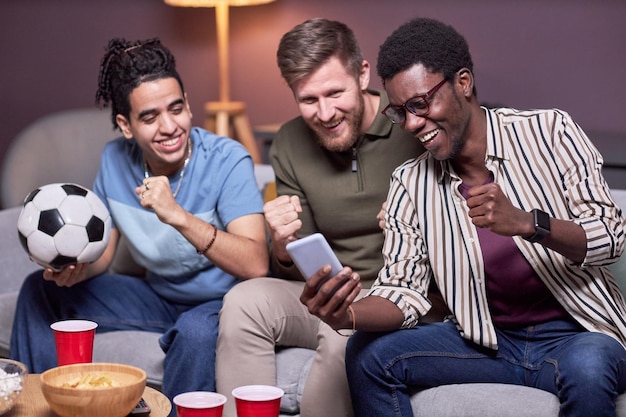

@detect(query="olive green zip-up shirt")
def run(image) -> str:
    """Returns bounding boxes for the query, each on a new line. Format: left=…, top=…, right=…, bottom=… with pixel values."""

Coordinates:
left=269, top=90, right=425, bottom=287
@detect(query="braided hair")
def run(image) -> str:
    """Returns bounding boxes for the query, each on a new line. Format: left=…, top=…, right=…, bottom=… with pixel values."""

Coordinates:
left=95, top=38, right=185, bottom=129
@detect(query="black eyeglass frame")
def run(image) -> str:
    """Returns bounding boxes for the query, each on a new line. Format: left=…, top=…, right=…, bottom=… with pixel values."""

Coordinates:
left=382, top=77, right=449, bottom=124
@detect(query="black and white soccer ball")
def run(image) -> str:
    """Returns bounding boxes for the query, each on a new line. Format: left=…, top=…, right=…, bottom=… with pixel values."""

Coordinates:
left=17, top=183, right=111, bottom=271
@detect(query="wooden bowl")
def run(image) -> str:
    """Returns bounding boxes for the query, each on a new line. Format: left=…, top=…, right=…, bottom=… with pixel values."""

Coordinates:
left=40, top=362, right=146, bottom=417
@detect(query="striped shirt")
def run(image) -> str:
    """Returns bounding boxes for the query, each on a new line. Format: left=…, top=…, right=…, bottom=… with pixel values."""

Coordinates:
left=368, top=107, right=626, bottom=350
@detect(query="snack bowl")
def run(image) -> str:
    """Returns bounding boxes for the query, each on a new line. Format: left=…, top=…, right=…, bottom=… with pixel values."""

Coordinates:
left=0, top=358, right=28, bottom=415
left=40, top=362, right=146, bottom=417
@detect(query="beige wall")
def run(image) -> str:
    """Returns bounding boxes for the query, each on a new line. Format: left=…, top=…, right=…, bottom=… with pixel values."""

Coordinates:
left=1, top=0, right=625, bottom=165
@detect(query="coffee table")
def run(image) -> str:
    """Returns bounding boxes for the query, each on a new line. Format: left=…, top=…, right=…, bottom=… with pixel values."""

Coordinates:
left=9, top=374, right=172, bottom=416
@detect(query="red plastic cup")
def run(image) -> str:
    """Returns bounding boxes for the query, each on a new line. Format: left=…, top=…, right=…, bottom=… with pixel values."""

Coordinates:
left=50, top=320, right=98, bottom=366
left=232, top=385, right=284, bottom=417
left=174, top=391, right=227, bottom=417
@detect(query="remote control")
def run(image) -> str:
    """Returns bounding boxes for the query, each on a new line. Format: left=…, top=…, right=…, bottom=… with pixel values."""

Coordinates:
left=128, top=397, right=151, bottom=416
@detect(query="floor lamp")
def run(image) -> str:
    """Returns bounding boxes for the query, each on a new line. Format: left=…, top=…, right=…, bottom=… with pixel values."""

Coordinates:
left=164, top=0, right=276, bottom=164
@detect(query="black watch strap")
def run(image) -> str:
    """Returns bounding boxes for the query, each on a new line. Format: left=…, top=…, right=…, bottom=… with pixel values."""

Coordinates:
left=523, top=209, right=551, bottom=243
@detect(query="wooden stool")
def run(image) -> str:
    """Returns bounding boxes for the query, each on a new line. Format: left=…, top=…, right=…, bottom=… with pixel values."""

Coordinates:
left=204, top=101, right=262, bottom=164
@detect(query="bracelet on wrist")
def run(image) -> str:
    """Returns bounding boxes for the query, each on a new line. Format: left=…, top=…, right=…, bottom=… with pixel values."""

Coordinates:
left=335, top=304, right=356, bottom=337
left=197, top=224, right=218, bottom=255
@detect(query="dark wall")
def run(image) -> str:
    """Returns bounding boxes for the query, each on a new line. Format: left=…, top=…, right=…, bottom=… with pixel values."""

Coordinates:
left=1, top=0, right=625, bottom=166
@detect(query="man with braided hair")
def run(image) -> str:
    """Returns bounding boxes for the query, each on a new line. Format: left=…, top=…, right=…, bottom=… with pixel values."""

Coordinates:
left=10, top=38, right=268, bottom=414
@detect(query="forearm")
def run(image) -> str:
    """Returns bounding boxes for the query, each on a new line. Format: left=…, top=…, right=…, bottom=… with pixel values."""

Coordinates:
left=201, top=226, right=269, bottom=279
left=348, top=296, right=405, bottom=332
left=520, top=210, right=587, bottom=263
left=174, top=211, right=269, bottom=279
left=539, top=217, right=586, bottom=263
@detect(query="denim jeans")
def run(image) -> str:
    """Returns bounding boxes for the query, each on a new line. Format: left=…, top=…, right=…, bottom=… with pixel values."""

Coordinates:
left=346, top=320, right=626, bottom=417
left=10, top=271, right=222, bottom=417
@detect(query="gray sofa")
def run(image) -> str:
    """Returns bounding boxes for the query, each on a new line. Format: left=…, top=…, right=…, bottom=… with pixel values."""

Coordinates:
left=2, top=190, right=626, bottom=416
left=2, top=108, right=626, bottom=416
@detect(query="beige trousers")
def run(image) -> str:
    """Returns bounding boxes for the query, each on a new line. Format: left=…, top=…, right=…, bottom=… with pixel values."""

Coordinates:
left=216, top=278, right=359, bottom=417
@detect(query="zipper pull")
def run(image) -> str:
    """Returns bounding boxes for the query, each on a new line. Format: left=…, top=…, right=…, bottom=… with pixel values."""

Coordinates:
left=351, top=147, right=357, bottom=172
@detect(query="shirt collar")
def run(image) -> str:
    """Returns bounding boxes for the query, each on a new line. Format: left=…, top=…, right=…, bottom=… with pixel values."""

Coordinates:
left=436, top=106, right=510, bottom=183
left=484, top=106, right=509, bottom=163
left=363, top=89, right=394, bottom=139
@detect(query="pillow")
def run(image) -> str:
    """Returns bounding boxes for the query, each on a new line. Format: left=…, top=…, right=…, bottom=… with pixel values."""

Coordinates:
left=275, top=347, right=314, bottom=414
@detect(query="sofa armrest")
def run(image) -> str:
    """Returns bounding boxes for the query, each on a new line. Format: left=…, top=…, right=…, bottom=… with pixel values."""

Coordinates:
left=0, top=206, right=40, bottom=294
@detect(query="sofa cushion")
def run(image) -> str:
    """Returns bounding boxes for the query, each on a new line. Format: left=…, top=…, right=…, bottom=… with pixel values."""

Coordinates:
left=0, top=292, right=17, bottom=357
left=92, top=330, right=164, bottom=387
left=275, top=347, right=314, bottom=414
left=411, top=383, right=626, bottom=417
left=0, top=206, right=39, bottom=358
left=411, top=383, right=557, bottom=417
left=0, top=206, right=40, bottom=292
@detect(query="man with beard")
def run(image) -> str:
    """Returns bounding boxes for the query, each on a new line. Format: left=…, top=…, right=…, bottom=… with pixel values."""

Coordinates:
left=215, top=18, right=442, bottom=417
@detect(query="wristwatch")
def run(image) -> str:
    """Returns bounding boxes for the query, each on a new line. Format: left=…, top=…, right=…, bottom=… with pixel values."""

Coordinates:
left=523, top=209, right=551, bottom=243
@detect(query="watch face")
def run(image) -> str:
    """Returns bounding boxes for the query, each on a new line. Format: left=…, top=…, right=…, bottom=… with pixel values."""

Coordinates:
left=524, top=209, right=550, bottom=243
left=535, top=209, right=551, bottom=232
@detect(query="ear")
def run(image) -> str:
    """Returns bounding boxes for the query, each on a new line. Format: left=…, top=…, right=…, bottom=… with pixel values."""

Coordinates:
left=456, top=68, right=474, bottom=98
left=184, top=92, right=193, bottom=119
left=115, top=114, right=134, bottom=139
left=359, top=60, right=371, bottom=91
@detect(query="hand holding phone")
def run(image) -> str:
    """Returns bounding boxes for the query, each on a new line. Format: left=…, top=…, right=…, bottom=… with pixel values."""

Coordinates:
left=285, top=233, right=343, bottom=279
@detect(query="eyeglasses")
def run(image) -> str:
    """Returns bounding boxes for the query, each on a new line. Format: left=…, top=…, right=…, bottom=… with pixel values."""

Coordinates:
left=382, top=78, right=448, bottom=124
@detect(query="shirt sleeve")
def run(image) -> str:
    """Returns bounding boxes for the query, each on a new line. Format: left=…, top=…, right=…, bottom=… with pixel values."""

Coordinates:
left=267, top=126, right=316, bottom=280
left=366, top=170, right=434, bottom=329
left=547, top=110, right=625, bottom=267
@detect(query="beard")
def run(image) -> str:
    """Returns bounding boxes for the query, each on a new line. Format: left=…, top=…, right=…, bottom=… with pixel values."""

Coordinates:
left=431, top=89, right=469, bottom=161
left=311, top=93, right=365, bottom=153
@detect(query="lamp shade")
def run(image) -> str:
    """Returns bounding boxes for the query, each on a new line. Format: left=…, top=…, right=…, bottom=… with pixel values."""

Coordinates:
left=164, top=0, right=274, bottom=6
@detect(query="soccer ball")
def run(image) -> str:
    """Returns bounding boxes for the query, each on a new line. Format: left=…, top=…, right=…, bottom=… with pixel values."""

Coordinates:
left=17, top=183, right=111, bottom=271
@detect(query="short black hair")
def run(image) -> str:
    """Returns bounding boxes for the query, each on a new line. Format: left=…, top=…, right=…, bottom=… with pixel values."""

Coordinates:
left=377, top=17, right=475, bottom=94
left=95, top=38, right=185, bottom=129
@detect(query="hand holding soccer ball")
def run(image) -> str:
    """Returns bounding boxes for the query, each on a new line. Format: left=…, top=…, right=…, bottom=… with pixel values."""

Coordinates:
left=17, top=183, right=111, bottom=271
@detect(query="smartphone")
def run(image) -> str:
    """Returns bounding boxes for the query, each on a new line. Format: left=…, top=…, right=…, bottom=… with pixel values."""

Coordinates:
left=286, top=233, right=343, bottom=279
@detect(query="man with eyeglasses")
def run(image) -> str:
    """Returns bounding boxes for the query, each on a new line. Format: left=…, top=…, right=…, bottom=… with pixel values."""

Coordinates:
left=215, top=18, right=450, bottom=417
left=301, top=17, right=626, bottom=417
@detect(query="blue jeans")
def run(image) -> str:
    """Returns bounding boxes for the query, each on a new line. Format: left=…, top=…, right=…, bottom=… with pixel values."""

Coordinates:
left=346, top=320, right=626, bottom=417
left=10, top=271, right=222, bottom=417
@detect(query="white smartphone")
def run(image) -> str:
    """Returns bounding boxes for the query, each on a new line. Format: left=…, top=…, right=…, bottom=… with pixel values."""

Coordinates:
left=285, top=233, right=343, bottom=279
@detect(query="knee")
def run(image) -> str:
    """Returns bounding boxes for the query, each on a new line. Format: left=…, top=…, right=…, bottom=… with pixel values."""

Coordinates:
left=16, top=271, right=46, bottom=302
left=557, top=333, right=625, bottom=385
left=223, top=278, right=277, bottom=309
left=221, top=278, right=287, bottom=320
left=21, top=270, right=45, bottom=289
left=171, top=318, right=218, bottom=347
left=219, top=279, right=278, bottom=337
